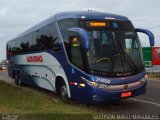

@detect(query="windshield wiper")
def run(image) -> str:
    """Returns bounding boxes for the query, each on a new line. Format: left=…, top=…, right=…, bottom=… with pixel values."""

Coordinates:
left=108, top=32, right=124, bottom=76
left=109, top=32, right=139, bottom=77
left=118, top=43, right=138, bottom=72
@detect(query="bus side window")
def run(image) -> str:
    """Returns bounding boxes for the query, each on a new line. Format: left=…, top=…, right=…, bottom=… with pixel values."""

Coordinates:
left=34, top=22, right=61, bottom=52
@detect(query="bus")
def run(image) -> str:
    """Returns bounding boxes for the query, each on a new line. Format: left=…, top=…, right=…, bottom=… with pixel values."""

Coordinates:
left=6, top=11, right=154, bottom=104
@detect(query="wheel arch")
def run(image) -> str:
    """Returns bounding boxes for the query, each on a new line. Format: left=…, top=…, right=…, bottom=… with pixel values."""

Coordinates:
left=55, top=75, right=71, bottom=98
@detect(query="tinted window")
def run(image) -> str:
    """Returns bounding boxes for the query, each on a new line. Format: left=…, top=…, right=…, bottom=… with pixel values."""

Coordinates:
left=58, top=18, right=80, bottom=59
left=7, top=21, right=60, bottom=58
left=58, top=19, right=84, bottom=69
left=35, top=22, right=60, bottom=52
left=58, top=18, right=79, bottom=43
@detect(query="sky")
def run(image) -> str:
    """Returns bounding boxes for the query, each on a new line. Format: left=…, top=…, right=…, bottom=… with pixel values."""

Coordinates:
left=0, top=0, right=160, bottom=61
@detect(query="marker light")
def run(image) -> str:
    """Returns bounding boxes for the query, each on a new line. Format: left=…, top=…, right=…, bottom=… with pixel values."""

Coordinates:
left=69, top=82, right=78, bottom=86
left=79, top=83, right=85, bottom=87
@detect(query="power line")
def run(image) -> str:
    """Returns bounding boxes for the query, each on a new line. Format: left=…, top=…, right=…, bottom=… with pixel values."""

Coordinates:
left=137, top=25, right=160, bottom=30
left=104, top=1, right=160, bottom=23
left=103, top=2, right=160, bottom=30
left=104, top=1, right=160, bottom=27
left=132, top=14, right=160, bottom=21
left=146, top=26, right=160, bottom=30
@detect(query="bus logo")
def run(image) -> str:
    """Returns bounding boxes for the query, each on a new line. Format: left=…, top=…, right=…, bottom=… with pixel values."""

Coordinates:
left=27, top=55, right=43, bottom=62
left=124, top=84, right=128, bottom=89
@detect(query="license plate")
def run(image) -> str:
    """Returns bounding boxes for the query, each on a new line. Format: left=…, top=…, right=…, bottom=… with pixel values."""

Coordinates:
left=121, top=92, right=132, bottom=98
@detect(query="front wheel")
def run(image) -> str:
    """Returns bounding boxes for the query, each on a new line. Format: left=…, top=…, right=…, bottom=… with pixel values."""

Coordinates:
left=60, top=85, right=69, bottom=103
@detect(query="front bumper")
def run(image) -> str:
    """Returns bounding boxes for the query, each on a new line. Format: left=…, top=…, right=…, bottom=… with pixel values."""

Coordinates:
left=90, top=80, right=147, bottom=104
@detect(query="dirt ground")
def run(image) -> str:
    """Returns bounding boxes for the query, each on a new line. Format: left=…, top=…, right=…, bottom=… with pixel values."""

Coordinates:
left=145, top=74, right=160, bottom=80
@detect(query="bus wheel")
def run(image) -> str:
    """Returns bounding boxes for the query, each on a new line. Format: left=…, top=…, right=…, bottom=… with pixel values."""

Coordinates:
left=18, top=75, right=23, bottom=86
left=60, top=84, right=69, bottom=102
left=15, top=72, right=19, bottom=85
left=15, top=71, right=23, bottom=86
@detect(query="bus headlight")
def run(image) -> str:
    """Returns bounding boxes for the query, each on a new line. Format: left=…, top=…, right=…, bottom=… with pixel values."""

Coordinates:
left=81, top=77, right=108, bottom=89
left=92, top=82, right=109, bottom=89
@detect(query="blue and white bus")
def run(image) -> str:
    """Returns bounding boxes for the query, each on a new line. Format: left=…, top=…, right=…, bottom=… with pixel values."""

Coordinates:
left=7, top=11, right=154, bottom=104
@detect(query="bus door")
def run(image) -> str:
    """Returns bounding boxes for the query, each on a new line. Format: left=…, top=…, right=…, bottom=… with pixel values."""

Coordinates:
left=68, top=31, right=88, bottom=100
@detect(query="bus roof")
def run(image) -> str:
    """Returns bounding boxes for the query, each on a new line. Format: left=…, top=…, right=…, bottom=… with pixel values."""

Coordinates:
left=9, top=11, right=129, bottom=41
left=55, top=11, right=129, bottom=21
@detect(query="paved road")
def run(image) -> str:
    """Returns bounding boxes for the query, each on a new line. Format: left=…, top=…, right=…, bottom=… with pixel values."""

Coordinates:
left=0, top=70, right=160, bottom=114
left=0, top=70, right=14, bottom=83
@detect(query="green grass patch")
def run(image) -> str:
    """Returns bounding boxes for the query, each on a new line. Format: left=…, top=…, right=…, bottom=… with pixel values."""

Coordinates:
left=0, top=81, right=97, bottom=120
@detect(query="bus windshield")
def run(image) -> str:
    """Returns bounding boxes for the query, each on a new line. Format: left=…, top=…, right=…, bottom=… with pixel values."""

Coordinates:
left=58, top=19, right=145, bottom=77
left=87, top=30, right=144, bottom=76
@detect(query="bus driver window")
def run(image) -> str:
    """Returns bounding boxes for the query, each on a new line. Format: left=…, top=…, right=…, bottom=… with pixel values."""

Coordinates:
left=69, top=36, right=83, bottom=69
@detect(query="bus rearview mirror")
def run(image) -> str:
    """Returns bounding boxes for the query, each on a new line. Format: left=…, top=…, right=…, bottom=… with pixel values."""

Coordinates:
left=68, top=28, right=90, bottom=51
left=135, top=28, right=154, bottom=46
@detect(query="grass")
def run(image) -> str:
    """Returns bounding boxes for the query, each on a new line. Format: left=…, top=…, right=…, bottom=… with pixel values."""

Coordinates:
left=0, top=80, right=97, bottom=120
left=1, top=75, right=157, bottom=120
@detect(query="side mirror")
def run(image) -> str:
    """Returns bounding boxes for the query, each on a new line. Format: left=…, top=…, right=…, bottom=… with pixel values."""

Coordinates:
left=68, top=27, right=89, bottom=50
left=135, top=28, right=154, bottom=46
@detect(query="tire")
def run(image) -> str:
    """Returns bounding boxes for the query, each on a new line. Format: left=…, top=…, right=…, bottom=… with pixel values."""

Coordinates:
left=60, top=84, right=69, bottom=103
left=15, top=72, right=19, bottom=85
left=15, top=71, right=23, bottom=86
left=18, top=75, right=23, bottom=86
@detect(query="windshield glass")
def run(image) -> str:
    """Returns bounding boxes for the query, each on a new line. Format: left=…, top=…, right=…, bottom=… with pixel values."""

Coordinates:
left=58, top=19, right=144, bottom=77
left=87, top=30, right=144, bottom=76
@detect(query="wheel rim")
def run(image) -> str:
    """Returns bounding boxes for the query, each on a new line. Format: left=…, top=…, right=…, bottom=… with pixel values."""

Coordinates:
left=60, top=86, right=68, bottom=100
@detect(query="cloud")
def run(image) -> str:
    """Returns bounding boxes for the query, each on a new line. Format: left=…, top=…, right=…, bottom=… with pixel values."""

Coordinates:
left=0, top=8, right=7, bottom=16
